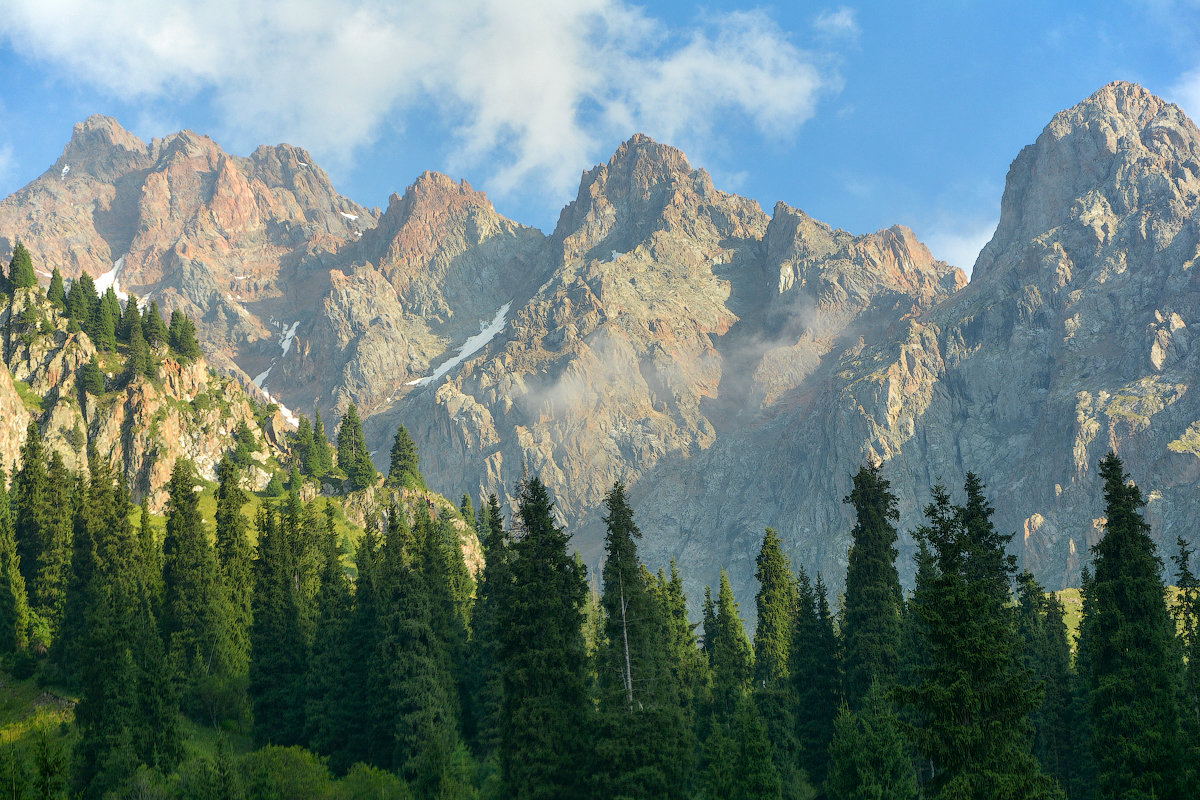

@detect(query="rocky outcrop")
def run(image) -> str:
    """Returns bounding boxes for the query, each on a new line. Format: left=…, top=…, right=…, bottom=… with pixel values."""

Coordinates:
left=1, top=287, right=276, bottom=508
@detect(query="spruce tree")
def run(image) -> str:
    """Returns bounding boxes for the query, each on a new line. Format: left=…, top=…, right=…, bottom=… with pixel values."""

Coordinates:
left=66, top=271, right=99, bottom=327
left=80, top=355, right=106, bottom=396
left=342, top=523, right=383, bottom=768
left=304, top=502, right=353, bottom=770
left=825, top=678, right=918, bottom=800
left=468, top=494, right=509, bottom=756
left=1079, top=453, right=1184, bottom=799
left=293, top=415, right=314, bottom=475
left=592, top=482, right=693, bottom=799
left=709, top=570, right=754, bottom=715
left=792, top=571, right=841, bottom=788
left=1016, top=572, right=1076, bottom=793
left=142, top=300, right=167, bottom=349
left=249, top=504, right=308, bottom=746
left=308, top=407, right=333, bottom=479
left=460, top=493, right=474, bottom=524
left=12, top=422, right=48, bottom=595
left=1171, top=536, right=1200, bottom=784
left=337, top=404, right=376, bottom=491
left=906, top=477, right=1060, bottom=799
left=841, top=462, right=903, bottom=707
left=752, top=528, right=806, bottom=799
left=214, top=457, right=253, bottom=676
left=47, top=268, right=66, bottom=309
left=7, top=242, right=36, bottom=289
left=387, top=424, right=422, bottom=488
left=116, top=294, right=140, bottom=342
left=161, top=459, right=232, bottom=714
left=498, top=477, right=591, bottom=799
left=168, top=310, right=201, bottom=359
left=0, top=466, right=30, bottom=653
left=32, top=452, right=73, bottom=639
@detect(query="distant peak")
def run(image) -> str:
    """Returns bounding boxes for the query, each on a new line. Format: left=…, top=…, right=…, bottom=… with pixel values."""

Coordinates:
left=69, top=114, right=147, bottom=154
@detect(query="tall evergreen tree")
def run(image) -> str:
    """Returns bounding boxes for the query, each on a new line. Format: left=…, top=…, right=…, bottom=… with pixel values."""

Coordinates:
left=387, top=424, right=422, bottom=488
left=1016, top=572, right=1076, bottom=793
left=292, top=415, right=314, bottom=475
left=46, top=268, right=66, bottom=309
left=161, top=459, right=232, bottom=714
left=1078, top=453, right=1184, bottom=799
left=116, top=294, right=140, bottom=342
left=12, top=423, right=48, bottom=596
left=792, top=571, right=841, bottom=788
left=0, top=466, right=30, bottom=653
left=825, top=678, right=918, bottom=800
left=841, top=462, right=904, bottom=707
left=498, top=477, right=591, bottom=799
left=307, top=407, right=333, bottom=479
left=249, top=504, right=308, bottom=746
left=32, top=451, right=73, bottom=639
left=342, top=523, right=383, bottom=768
left=592, top=482, right=693, bottom=799
left=906, top=477, right=1060, bottom=800
left=1171, top=535, right=1200, bottom=784
left=142, top=300, right=168, bottom=349
left=468, top=494, right=509, bottom=756
left=752, top=528, right=807, bottom=799
left=214, top=457, right=253, bottom=676
left=709, top=570, right=754, bottom=715
left=168, top=310, right=201, bottom=359
left=7, top=242, right=36, bottom=289
left=66, top=271, right=99, bottom=327
left=305, top=502, right=353, bottom=769
left=337, top=404, right=376, bottom=491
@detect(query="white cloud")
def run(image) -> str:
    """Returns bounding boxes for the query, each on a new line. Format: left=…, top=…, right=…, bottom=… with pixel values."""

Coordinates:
left=814, top=7, right=859, bottom=39
left=1170, top=66, right=1200, bottom=123
left=0, top=0, right=841, bottom=197
left=923, top=218, right=997, bottom=277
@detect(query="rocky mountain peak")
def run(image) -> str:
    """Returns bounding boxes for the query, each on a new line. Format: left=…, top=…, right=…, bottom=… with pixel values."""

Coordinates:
left=55, top=114, right=153, bottom=182
left=975, top=80, right=1200, bottom=280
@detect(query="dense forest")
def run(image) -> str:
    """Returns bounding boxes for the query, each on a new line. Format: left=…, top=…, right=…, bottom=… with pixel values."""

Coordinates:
left=2, top=249, right=1200, bottom=800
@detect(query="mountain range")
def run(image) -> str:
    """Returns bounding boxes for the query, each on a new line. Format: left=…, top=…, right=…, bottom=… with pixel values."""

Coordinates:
left=2, top=80, right=1198, bottom=603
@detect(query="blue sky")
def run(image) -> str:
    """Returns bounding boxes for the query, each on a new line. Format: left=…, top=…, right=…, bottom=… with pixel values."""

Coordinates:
left=0, top=1, right=1198, bottom=273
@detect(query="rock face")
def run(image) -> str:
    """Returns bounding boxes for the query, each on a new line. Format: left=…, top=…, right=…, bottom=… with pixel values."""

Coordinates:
left=4, top=82, right=1200, bottom=606
left=1, top=287, right=277, bottom=508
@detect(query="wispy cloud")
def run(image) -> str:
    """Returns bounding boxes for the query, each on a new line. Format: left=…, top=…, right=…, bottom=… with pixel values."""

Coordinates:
left=923, top=218, right=997, bottom=277
left=1, top=0, right=843, bottom=197
left=813, top=7, right=860, bottom=40
left=1170, top=66, right=1200, bottom=122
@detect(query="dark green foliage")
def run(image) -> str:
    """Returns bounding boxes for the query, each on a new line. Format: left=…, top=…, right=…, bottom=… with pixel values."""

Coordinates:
left=122, top=314, right=151, bottom=383
left=168, top=309, right=202, bottom=359
left=79, top=355, right=105, bottom=396
left=231, top=420, right=258, bottom=468
left=792, top=571, right=840, bottom=788
left=841, top=462, right=903, bottom=707
left=250, top=503, right=309, bottom=747
left=162, top=459, right=233, bottom=716
left=117, top=294, right=140, bottom=341
left=47, top=268, right=66, bottom=309
left=0, top=466, right=30, bottom=653
left=498, top=477, right=591, bottom=799
left=825, top=678, right=917, bottom=800
left=215, top=457, right=253, bottom=677
left=88, top=287, right=119, bottom=351
left=309, top=407, right=334, bottom=478
left=592, top=482, right=694, bottom=799
left=1016, top=572, right=1076, bottom=793
left=708, top=570, right=753, bottom=715
left=468, top=494, right=509, bottom=756
left=143, top=300, right=168, bottom=348
left=12, top=423, right=48, bottom=602
left=654, top=561, right=710, bottom=720
left=66, top=271, right=99, bottom=328
left=905, top=477, right=1059, bottom=800
left=305, top=503, right=353, bottom=770
left=1079, top=453, right=1184, bottom=799
left=7, top=241, right=36, bottom=289
left=702, top=698, right=782, bottom=800
left=1171, top=536, right=1200, bottom=784
left=460, top=493, right=474, bottom=524
left=293, top=415, right=314, bottom=474
left=337, top=404, right=377, bottom=491
left=30, top=451, right=73, bottom=642
left=387, top=424, right=423, bottom=488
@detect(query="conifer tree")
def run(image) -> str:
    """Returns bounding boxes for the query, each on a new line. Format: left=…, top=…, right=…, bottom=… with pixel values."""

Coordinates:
left=468, top=494, right=509, bottom=756
left=841, top=462, right=904, bottom=707
left=337, top=404, right=376, bottom=491
left=67, top=271, right=99, bottom=326
left=709, top=570, right=753, bottom=715
left=116, top=294, right=140, bottom=342
left=655, top=560, right=711, bottom=721
left=162, top=459, right=232, bottom=714
left=121, top=315, right=150, bottom=384
left=168, top=310, right=201, bottom=359
left=498, top=477, right=591, bottom=798
left=906, top=477, right=1060, bottom=799
left=792, top=571, right=841, bottom=788
left=32, top=452, right=73, bottom=638
left=12, top=422, right=48, bottom=594
left=752, top=528, right=806, bottom=799
left=142, top=300, right=167, bottom=348
left=460, top=493, right=474, bottom=524
left=305, top=502, right=353, bottom=769
left=7, top=242, right=36, bottom=289
left=214, top=457, right=253, bottom=676
left=387, top=424, right=422, bottom=487
left=0, top=466, right=30, bottom=653
left=342, top=523, right=383, bottom=768
left=293, top=415, right=313, bottom=474
left=1079, top=453, right=1184, bottom=799
left=249, top=504, right=308, bottom=746
left=592, top=482, right=693, bottom=799
left=308, top=407, right=333, bottom=479
left=47, top=268, right=66, bottom=309
left=80, top=355, right=106, bottom=395
left=1171, top=536, right=1200, bottom=784
left=825, top=678, right=917, bottom=800
left=1016, top=572, right=1076, bottom=792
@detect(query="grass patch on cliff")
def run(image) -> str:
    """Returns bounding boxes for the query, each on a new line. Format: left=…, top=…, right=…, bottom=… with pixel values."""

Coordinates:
left=12, top=379, right=43, bottom=414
